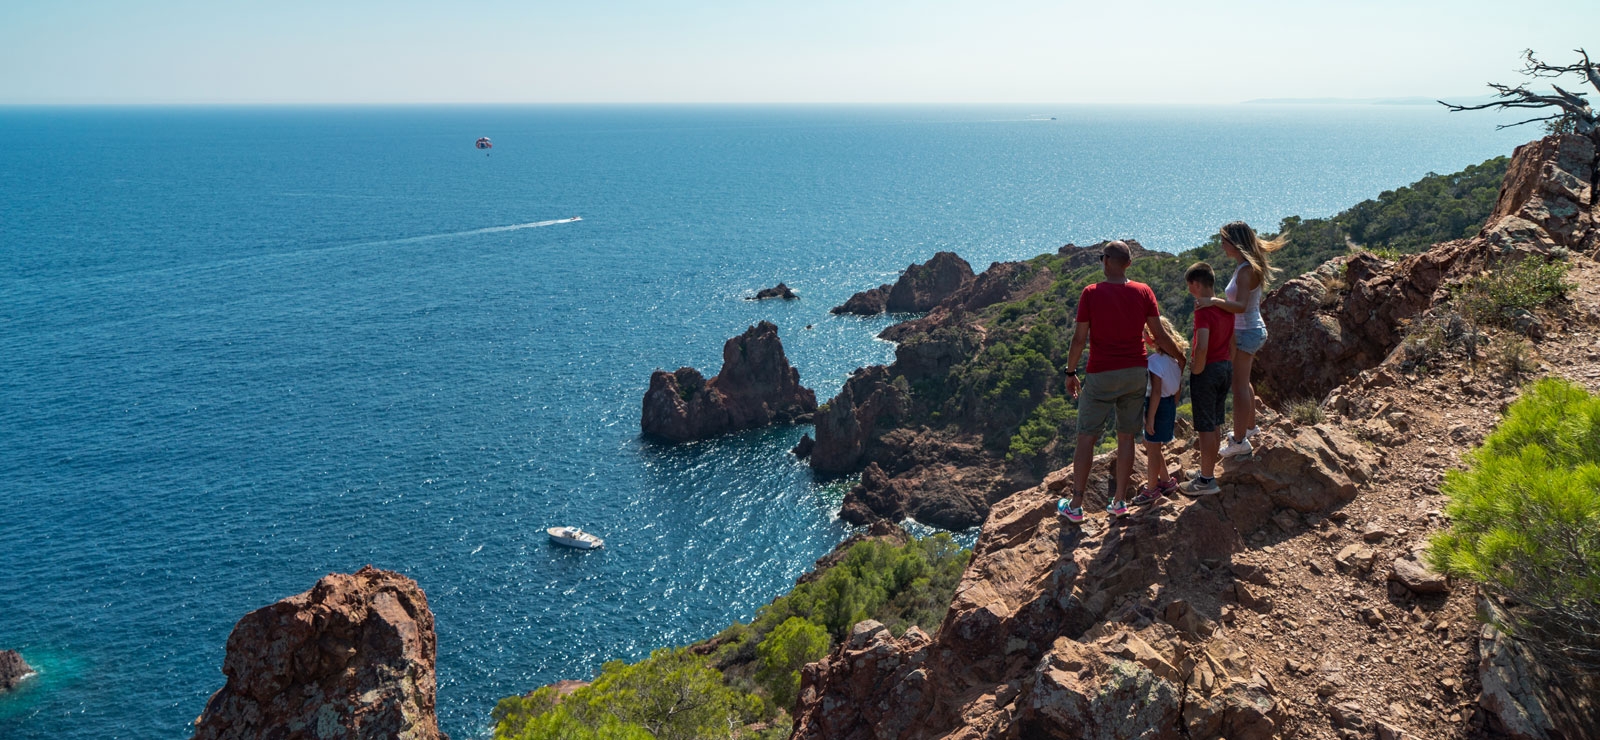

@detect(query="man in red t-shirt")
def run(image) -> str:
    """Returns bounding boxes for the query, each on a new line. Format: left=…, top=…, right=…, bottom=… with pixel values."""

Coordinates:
left=1060, top=241, right=1185, bottom=524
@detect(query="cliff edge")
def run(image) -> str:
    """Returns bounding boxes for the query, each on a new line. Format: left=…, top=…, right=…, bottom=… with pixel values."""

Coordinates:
left=191, top=566, right=447, bottom=740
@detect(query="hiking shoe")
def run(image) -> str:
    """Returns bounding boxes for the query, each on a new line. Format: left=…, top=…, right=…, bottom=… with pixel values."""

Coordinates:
left=1106, top=499, right=1129, bottom=518
left=1245, top=426, right=1261, bottom=440
left=1219, top=435, right=1254, bottom=458
left=1131, top=485, right=1162, bottom=507
left=1057, top=498, right=1085, bottom=524
left=1179, top=476, right=1221, bottom=497
left=1155, top=475, right=1180, bottom=496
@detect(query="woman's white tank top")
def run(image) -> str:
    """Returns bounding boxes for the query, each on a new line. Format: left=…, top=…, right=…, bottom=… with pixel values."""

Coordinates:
left=1226, top=263, right=1266, bottom=331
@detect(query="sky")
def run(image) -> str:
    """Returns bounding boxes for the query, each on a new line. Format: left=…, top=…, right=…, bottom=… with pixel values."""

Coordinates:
left=0, top=0, right=1594, bottom=105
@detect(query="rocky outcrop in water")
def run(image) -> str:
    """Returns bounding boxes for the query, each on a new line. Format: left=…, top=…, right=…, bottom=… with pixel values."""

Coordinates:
left=747, top=283, right=798, bottom=300
left=831, top=252, right=976, bottom=315
left=191, top=566, right=446, bottom=740
left=0, top=649, right=34, bottom=692
left=640, top=321, right=817, bottom=442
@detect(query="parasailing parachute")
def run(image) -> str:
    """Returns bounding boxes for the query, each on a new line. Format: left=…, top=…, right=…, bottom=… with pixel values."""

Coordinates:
left=475, top=137, right=493, bottom=150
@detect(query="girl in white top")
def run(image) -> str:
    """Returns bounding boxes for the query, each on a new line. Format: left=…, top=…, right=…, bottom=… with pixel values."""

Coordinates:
left=1196, top=221, right=1286, bottom=459
left=1133, top=316, right=1189, bottom=506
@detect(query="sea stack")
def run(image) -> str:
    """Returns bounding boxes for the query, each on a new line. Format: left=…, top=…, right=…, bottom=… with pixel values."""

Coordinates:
left=747, top=282, right=799, bottom=300
left=641, top=321, right=817, bottom=442
left=0, top=650, right=34, bottom=692
left=191, top=566, right=447, bottom=740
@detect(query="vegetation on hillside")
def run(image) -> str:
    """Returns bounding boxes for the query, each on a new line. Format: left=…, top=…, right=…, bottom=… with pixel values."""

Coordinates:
left=492, top=534, right=970, bottom=740
left=1429, top=379, right=1600, bottom=676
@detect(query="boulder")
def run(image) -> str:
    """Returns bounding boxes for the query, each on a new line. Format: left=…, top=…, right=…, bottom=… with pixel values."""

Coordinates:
left=191, top=566, right=446, bottom=740
left=1388, top=552, right=1451, bottom=595
left=0, top=649, right=34, bottom=692
left=640, top=322, right=817, bottom=442
left=746, top=282, right=798, bottom=300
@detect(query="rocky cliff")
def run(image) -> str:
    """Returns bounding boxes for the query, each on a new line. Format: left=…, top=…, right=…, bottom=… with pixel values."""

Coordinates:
left=791, top=134, right=1600, bottom=738
left=1255, top=132, right=1598, bottom=405
left=191, top=566, right=446, bottom=740
left=641, top=321, right=818, bottom=442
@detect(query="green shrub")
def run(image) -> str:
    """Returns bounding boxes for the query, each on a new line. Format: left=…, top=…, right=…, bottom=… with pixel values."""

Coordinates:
left=1429, top=378, right=1600, bottom=674
left=752, top=534, right=968, bottom=641
left=1490, top=335, right=1539, bottom=379
left=494, top=648, right=764, bottom=740
left=1289, top=399, right=1325, bottom=426
left=1454, top=257, right=1573, bottom=329
left=1007, top=395, right=1076, bottom=461
left=754, top=617, right=830, bottom=708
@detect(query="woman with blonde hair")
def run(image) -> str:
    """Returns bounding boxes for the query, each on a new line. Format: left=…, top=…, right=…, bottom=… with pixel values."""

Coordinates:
left=1195, top=221, right=1285, bottom=458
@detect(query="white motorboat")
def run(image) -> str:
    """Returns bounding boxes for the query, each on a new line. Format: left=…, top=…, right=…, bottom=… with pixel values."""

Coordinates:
left=548, top=526, right=604, bottom=550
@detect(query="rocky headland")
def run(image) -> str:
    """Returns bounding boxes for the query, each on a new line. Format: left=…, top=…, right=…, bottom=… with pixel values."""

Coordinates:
left=0, top=649, right=34, bottom=692
left=191, top=566, right=447, bottom=740
left=640, top=321, right=818, bottom=442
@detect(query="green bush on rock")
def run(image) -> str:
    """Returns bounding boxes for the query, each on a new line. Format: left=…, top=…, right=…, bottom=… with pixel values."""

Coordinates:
left=754, top=617, right=831, bottom=709
left=492, top=648, right=764, bottom=740
left=494, top=534, right=971, bottom=739
left=1429, top=378, right=1600, bottom=674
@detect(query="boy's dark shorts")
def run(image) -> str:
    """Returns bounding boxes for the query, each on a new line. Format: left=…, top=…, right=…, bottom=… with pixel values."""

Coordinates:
left=1190, top=360, right=1233, bottom=433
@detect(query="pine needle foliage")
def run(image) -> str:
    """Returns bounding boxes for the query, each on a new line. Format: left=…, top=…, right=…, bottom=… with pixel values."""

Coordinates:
left=1429, top=378, right=1600, bottom=675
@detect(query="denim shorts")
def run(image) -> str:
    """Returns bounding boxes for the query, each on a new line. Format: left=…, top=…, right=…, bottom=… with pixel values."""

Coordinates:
left=1236, top=325, right=1268, bottom=355
left=1143, top=395, right=1177, bottom=444
left=1191, top=360, right=1233, bottom=433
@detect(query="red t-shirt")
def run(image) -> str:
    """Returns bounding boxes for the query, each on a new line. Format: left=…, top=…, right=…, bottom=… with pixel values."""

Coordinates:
left=1193, top=306, right=1234, bottom=365
left=1076, top=281, right=1160, bottom=373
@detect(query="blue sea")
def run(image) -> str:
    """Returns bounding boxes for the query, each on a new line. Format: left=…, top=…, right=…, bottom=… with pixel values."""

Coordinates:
left=0, top=105, right=1527, bottom=739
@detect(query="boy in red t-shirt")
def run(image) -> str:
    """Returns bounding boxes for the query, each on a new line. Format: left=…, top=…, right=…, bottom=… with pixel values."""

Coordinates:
left=1180, top=262, right=1234, bottom=496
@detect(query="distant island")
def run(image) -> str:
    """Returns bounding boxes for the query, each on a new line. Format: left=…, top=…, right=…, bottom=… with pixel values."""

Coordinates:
left=1242, top=96, right=1482, bottom=105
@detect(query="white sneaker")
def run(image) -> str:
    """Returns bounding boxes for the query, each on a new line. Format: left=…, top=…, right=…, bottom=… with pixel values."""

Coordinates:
left=1219, top=435, right=1254, bottom=458
left=1244, top=426, right=1261, bottom=440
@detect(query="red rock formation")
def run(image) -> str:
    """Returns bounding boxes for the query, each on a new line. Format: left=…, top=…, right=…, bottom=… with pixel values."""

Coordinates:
left=832, top=252, right=976, bottom=315
left=0, top=649, right=34, bottom=692
left=640, top=321, right=817, bottom=442
left=191, top=566, right=446, bottom=740
left=1256, top=133, right=1599, bottom=405
left=793, top=426, right=1376, bottom=739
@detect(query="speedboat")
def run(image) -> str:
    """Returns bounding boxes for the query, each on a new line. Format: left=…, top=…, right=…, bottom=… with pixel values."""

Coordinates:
left=548, top=526, right=604, bottom=549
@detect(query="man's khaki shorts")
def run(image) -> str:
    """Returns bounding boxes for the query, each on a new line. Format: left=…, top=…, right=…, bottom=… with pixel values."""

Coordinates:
left=1077, top=367, right=1148, bottom=437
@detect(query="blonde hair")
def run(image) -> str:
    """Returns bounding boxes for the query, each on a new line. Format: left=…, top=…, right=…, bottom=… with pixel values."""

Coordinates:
left=1146, top=316, right=1190, bottom=357
left=1219, top=221, right=1287, bottom=289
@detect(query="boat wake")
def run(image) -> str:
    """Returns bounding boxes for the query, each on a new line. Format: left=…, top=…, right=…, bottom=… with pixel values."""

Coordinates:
left=353, top=217, right=582, bottom=249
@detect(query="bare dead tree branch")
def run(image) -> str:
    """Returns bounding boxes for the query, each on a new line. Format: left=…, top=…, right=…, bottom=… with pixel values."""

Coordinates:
left=1441, top=48, right=1598, bottom=136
